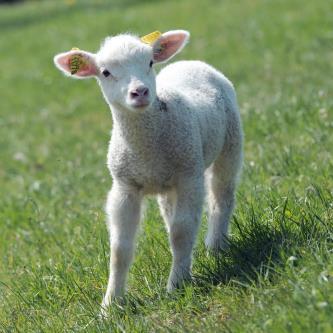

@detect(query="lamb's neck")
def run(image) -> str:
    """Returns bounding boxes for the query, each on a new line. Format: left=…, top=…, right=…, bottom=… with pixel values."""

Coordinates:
left=110, top=101, right=160, bottom=147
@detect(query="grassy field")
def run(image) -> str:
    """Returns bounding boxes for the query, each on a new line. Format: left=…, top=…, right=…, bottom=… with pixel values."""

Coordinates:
left=0, top=0, right=332, bottom=331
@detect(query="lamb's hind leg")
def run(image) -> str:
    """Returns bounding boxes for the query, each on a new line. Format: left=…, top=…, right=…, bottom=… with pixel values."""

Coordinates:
left=166, top=176, right=204, bottom=291
left=205, top=142, right=242, bottom=252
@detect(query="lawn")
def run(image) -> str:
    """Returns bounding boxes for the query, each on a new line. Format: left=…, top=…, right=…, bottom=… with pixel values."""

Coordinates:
left=0, top=0, right=332, bottom=332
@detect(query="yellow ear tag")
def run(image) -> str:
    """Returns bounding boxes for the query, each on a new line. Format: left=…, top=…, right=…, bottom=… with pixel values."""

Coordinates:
left=140, top=31, right=162, bottom=45
left=70, top=47, right=86, bottom=75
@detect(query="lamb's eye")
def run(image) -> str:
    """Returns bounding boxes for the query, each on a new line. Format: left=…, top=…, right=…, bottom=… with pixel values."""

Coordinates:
left=102, top=69, right=111, bottom=77
left=149, top=60, right=153, bottom=68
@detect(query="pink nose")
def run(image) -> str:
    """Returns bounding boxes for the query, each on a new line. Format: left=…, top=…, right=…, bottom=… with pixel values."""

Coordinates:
left=130, top=86, right=149, bottom=99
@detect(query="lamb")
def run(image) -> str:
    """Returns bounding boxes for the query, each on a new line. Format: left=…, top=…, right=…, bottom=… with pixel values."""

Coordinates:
left=53, top=30, right=243, bottom=310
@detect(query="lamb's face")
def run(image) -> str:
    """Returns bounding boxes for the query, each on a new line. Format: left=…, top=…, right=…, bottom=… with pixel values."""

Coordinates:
left=54, top=30, right=190, bottom=112
left=96, top=35, right=156, bottom=112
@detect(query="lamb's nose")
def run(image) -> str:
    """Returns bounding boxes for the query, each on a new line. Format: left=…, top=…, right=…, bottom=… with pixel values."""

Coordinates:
left=130, top=86, right=149, bottom=99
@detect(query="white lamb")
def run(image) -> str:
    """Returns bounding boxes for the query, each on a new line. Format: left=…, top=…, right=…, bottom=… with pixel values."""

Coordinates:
left=54, top=30, right=243, bottom=310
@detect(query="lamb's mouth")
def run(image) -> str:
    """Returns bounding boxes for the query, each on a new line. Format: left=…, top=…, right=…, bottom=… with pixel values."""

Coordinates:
left=130, top=100, right=151, bottom=109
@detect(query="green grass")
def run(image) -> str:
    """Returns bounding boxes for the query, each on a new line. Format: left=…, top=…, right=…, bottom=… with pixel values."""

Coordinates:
left=0, top=0, right=332, bottom=331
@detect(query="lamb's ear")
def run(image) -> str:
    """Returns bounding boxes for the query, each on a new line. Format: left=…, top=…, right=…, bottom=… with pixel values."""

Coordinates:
left=53, top=50, right=98, bottom=79
left=152, top=30, right=190, bottom=63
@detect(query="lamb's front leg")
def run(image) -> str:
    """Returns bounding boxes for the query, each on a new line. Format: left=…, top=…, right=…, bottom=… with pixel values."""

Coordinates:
left=102, top=181, right=142, bottom=310
left=167, top=176, right=204, bottom=291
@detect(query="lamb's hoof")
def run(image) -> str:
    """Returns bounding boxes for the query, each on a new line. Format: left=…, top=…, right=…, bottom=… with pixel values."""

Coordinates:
left=100, top=298, right=112, bottom=319
left=100, top=306, right=109, bottom=319
left=100, top=296, right=125, bottom=318
left=167, top=273, right=192, bottom=292
left=205, top=238, right=229, bottom=255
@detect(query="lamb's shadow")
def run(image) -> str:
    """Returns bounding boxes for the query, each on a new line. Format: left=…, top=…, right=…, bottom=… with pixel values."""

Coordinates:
left=194, top=187, right=333, bottom=290
left=193, top=217, right=302, bottom=289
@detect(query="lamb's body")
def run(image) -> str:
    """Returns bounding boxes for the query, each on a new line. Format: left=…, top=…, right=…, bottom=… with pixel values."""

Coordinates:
left=54, top=30, right=243, bottom=312
left=108, top=60, right=242, bottom=195
left=106, top=60, right=242, bottom=301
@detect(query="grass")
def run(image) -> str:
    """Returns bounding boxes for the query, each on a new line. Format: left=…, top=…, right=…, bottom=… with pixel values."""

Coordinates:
left=0, top=0, right=332, bottom=331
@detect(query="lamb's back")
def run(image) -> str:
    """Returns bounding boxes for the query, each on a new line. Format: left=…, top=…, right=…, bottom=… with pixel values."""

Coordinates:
left=156, top=60, right=236, bottom=105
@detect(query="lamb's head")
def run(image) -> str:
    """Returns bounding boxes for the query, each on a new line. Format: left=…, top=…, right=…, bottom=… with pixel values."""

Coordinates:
left=54, top=30, right=189, bottom=112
